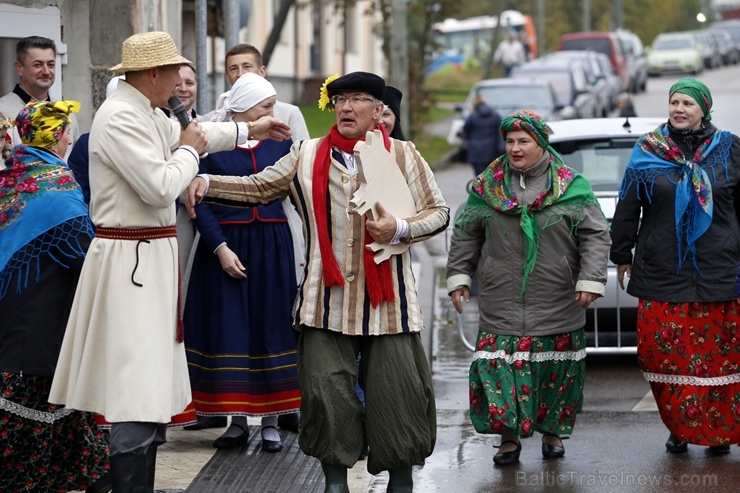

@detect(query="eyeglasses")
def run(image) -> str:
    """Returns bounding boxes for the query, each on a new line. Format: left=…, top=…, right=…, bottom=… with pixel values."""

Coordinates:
left=330, top=95, right=376, bottom=107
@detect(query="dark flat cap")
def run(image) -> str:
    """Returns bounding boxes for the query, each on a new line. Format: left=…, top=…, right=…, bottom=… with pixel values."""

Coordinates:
left=327, top=71, right=385, bottom=101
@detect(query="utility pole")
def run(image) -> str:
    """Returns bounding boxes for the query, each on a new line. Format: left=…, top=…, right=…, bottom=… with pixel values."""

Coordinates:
left=536, top=0, right=545, bottom=55
left=225, top=0, right=240, bottom=52
left=195, top=0, right=207, bottom=114
left=583, top=0, right=591, bottom=32
left=389, top=0, right=409, bottom=138
left=613, top=0, right=624, bottom=30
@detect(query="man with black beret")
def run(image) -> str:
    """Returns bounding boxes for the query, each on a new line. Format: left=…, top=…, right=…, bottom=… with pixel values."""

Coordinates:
left=185, top=71, right=449, bottom=492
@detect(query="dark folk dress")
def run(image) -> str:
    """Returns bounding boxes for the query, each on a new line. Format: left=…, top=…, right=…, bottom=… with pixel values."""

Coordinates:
left=184, top=140, right=300, bottom=417
left=0, top=146, right=109, bottom=492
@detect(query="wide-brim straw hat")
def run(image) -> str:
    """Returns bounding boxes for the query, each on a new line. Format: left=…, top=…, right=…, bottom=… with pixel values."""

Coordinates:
left=109, top=31, right=192, bottom=72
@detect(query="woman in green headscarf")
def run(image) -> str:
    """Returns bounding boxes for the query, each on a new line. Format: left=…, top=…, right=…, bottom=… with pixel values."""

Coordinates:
left=611, top=77, right=740, bottom=455
left=447, top=110, right=611, bottom=466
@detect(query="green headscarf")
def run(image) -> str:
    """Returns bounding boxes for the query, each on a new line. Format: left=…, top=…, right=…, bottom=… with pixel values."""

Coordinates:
left=500, top=109, right=564, bottom=163
left=669, top=77, right=712, bottom=121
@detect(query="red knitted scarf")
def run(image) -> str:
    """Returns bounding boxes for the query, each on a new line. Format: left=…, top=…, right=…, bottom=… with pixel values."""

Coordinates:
left=313, top=124, right=395, bottom=308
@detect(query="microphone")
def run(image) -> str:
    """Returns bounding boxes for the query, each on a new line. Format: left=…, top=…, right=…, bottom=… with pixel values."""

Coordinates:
left=168, top=95, right=207, bottom=158
left=168, top=95, right=190, bottom=129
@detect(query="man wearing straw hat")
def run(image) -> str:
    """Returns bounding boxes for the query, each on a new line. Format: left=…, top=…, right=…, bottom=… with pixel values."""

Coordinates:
left=49, top=31, right=290, bottom=492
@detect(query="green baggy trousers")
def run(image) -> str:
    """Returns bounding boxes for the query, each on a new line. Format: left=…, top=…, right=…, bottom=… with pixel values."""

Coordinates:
left=297, top=326, right=436, bottom=475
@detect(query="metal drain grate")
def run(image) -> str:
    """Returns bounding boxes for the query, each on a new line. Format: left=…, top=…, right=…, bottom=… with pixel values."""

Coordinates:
left=185, top=426, right=324, bottom=493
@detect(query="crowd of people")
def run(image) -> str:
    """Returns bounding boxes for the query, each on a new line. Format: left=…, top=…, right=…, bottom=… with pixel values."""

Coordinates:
left=0, top=32, right=443, bottom=493
left=1, top=27, right=739, bottom=493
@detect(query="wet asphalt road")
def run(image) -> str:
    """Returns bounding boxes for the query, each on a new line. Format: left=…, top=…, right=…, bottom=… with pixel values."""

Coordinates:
left=407, top=64, right=740, bottom=492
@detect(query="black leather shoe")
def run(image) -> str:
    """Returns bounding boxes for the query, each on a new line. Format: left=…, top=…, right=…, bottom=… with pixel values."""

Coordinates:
left=665, top=433, right=688, bottom=453
left=213, top=428, right=249, bottom=449
left=278, top=412, right=300, bottom=433
left=260, top=425, right=283, bottom=453
left=708, top=444, right=731, bottom=455
left=184, top=416, right=227, bottom=430
left=493, top=440, right=521, bottom=466
left=542, top=433, right=566, bottom=459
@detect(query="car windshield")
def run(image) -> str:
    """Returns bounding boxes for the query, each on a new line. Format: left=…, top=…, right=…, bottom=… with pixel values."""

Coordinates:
left=561, top=38, right=611, bottom=57
left=474, top=86, right=551, bottom=108
left=514, top=71, right=572, bottom=106
left=553, top=137, right=636, bottom=192
left=653, top=37, right=692, bottom=50
left=540, top=73, right=572, bottom=106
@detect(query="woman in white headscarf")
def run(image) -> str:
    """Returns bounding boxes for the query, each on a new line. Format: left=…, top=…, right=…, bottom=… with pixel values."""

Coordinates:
left=183, top=73, right=299, bottom=452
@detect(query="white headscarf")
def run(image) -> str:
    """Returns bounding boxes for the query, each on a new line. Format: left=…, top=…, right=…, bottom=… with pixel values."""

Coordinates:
left=211, top=72, right=277, bottom=122
left=106, top=75, right=125, bottom=98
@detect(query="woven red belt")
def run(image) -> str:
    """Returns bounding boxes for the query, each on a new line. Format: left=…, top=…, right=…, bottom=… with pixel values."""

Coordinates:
left=95, top=226, right=185, bottom=343
left=95, top=226, right=178, bottom=240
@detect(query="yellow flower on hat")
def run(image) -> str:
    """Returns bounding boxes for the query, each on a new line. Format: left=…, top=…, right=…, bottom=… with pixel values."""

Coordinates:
left=318, top=73, right=340, bottom=111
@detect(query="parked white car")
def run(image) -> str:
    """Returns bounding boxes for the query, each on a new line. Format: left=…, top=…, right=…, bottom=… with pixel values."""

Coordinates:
left=547, top=117, right=664, bottom=352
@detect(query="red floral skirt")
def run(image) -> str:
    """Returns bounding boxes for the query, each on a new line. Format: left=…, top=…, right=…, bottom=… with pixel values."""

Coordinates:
left=636, top=299, right=740, bottom=446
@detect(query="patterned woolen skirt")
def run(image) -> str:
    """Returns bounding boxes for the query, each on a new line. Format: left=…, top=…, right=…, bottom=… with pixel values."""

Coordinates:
left=469, top=328, right=587, bottom=438
left=184, top=221, right=300, bottom=417
left=0, top=372, right=109, bottom=493
left=637, top=299, right=740, bottom=446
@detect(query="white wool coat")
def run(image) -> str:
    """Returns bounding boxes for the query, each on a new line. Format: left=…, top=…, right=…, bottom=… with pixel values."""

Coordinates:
left=49, top=81, right=239, bottom=423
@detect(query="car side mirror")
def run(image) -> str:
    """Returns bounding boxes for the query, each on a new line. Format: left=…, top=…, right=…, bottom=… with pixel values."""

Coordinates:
left=454, top=104, right=464, bottom=113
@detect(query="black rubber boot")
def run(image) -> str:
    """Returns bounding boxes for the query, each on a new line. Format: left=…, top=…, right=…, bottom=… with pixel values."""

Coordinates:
left=145, top=446, right=158, bottom=493
left=321, top=462, right=349, bottom=493
left=110, top=453, right=148, bottom=493
left=278, top=412, right=301, bottom=433
left=387, top=466, right=413, bottom=493
left=85, top=473, right=112, bottom=493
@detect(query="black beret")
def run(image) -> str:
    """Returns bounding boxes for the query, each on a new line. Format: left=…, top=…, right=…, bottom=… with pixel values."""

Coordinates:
left=383, top=86, right=402, bottom=120
left=327, top=71, right=385, bottom=101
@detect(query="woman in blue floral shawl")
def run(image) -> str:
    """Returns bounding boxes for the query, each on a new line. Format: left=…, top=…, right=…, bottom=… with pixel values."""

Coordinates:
left=447, top=110, right=610, bottom=465
left=0, top=101, right=110, bottom=492
left=611, top=77, right=740, bottom=455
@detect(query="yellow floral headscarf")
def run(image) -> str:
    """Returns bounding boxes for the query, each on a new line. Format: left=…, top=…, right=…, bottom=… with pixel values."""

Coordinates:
left=0, top=112, right=14, bottom=131
left=15, top=100, right=80, bottom=149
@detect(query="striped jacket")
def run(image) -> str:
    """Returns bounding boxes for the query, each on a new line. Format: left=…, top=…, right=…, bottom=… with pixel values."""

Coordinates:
left=204, top=136, right=449, bottom=336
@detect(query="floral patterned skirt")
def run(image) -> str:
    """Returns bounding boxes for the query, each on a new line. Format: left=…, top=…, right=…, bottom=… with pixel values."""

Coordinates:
left=0, top=372, right=110, bottom=493
left=637, top=299, right=740, bottom=446
left=469, top=329, right=586, bottom=438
